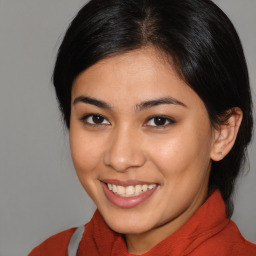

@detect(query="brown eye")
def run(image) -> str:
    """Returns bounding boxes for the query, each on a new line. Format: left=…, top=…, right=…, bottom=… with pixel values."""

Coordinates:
left=92, top=115, right=105, bottom=124
left=145, top=115, right=175, bottom=128
left=154, top=117, right=168, bottom=126
left=81, top=114, right=110, bottom=126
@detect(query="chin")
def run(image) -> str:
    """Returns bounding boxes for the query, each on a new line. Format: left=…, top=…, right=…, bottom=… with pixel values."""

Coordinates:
left=107, top=219, right=152, bottom=235
left=99, top=208, right=154, bottom=235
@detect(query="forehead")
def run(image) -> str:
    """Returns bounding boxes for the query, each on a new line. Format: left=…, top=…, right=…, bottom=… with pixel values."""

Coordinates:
left=71, top=47, right=203, bottom=111
left=73, top=47, right=172, bottom=86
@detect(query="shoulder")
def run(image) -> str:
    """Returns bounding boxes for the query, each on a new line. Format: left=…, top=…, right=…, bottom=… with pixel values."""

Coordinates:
left=226, top=220, right=256, bottom=255
left=192, top=219, right=256, bottom=256
left=28, top=227, right=77, bottom=256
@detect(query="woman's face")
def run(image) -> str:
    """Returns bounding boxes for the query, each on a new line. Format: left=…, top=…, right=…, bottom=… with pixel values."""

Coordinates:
left=70, top=48, right=216, bottom=237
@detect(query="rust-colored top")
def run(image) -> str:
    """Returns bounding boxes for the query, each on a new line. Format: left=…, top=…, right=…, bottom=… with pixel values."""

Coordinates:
left=29, top=191, right=256, bottom=255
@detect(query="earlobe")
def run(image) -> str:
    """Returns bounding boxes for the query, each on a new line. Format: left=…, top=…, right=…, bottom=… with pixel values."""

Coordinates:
left=210, top=108, right=243, bottom=161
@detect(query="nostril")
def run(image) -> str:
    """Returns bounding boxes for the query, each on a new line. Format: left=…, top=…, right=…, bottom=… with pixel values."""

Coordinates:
left=102, top=132, right=146, bottom=171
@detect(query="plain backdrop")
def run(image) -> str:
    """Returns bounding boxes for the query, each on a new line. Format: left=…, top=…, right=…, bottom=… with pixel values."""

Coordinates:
left=0, top=1, right=255, bottom=255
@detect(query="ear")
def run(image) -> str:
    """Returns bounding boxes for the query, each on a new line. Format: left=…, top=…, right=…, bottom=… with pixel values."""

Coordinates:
left=210, top=107, right=243, bottom=161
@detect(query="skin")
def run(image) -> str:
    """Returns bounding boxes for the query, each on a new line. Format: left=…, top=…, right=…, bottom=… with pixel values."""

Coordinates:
left=69, top=47, right=241, bottom=254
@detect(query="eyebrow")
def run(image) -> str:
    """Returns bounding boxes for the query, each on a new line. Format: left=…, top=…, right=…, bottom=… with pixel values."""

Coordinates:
left=73, top=96, right=113, bottom=110
left=135, top=97, right=187, bottom=111
left=73, top=96, right=187, bottom=111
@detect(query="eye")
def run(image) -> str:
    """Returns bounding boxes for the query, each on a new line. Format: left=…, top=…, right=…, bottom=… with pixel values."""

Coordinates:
left=80, top=114, right=110, bottom=126
left=145, top=115, right=175, bottom=128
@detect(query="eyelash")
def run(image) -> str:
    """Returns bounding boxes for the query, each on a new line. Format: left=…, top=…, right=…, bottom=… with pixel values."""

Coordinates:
left=144, top=115, right=176, bottom=128
left=79, top=114, right=176, bottom=128
left=79, top=114, right=110, bottom=128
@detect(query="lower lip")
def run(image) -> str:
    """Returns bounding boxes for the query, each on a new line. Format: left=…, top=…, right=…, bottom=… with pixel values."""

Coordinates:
left=101, top=182, right=158, bottom=208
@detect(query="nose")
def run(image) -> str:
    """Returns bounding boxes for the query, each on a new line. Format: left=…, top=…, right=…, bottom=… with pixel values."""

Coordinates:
left=103, top=127, right=146, bottom=172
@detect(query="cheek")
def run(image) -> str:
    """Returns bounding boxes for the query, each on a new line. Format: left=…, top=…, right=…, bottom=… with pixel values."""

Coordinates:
left=69, top=129, right=103, bottom=177
left=69, top=129, right=106, bottom=201
left=147, top=124, right=212, bottom=179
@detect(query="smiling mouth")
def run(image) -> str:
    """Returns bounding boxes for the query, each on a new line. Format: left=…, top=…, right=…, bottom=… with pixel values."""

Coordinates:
left=101, top=180, right=159, bottom=208
left=106, top=183, right=157, bottom=197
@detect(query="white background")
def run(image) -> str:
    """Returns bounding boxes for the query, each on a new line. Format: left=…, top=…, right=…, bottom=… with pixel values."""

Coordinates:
left=0, top=1, right=255, bottom=255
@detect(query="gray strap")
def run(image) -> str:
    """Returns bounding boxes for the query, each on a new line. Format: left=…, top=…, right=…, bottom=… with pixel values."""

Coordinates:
left=67, top=225, right=85, bottom=256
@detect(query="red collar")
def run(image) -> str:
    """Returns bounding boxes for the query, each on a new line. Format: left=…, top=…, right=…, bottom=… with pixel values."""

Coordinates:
left=78, top=190, right=229, bottom=256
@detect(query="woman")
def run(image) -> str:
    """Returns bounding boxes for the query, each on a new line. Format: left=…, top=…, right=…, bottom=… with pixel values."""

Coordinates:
left=29, top=0, right=256, bottom=255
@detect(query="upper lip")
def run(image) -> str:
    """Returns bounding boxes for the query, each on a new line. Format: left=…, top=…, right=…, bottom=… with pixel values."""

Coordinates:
left=101, top=179, right=158, bottom=187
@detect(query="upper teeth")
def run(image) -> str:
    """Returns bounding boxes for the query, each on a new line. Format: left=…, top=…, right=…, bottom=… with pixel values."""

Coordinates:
left=107, top=183, right=156, bottom=197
